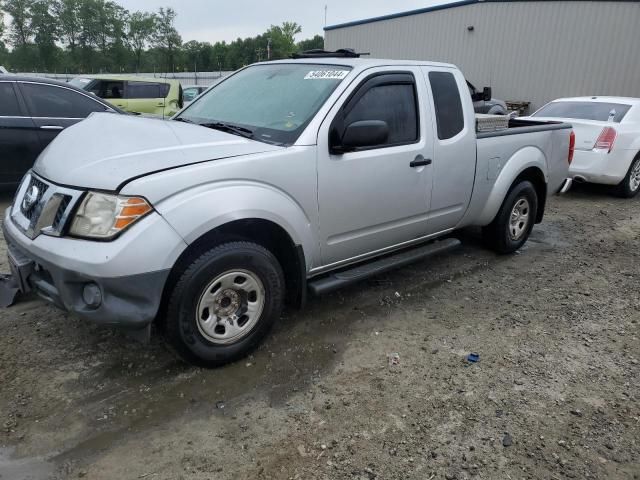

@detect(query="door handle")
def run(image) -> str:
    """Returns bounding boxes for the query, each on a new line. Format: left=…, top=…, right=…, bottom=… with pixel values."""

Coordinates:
left=40, top=125, right=64, bottom=131
left=410, top=156, right=432, bottom=168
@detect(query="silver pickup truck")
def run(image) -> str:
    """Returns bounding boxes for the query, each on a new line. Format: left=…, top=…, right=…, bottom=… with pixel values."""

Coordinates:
left=3, top=55, right=573, bottom=366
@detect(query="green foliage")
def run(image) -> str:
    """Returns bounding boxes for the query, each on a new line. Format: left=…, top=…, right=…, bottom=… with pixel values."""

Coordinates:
left=0, top=0, right=324, bottom=73
left=31, top=0, right=58, bottom=70
left=0, top=2, right=5, bottom=43
left=127, top=11, right=156, bottom=71
left=265, top=21, right=301, bottom=59
left=4, top=0, right=34, bottom=47
left=152, top=7, right=181, bottom=71
left=297, top=35, right=324, bottom=53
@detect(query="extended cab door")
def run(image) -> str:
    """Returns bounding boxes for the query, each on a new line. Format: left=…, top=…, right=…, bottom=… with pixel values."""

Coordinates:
left=317, top=67, right=434, bottom=266
left=420, top=67, right=477, bottom=232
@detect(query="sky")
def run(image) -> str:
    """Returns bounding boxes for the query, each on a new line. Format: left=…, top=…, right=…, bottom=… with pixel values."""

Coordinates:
left=113, top=0, right=450, bottom=44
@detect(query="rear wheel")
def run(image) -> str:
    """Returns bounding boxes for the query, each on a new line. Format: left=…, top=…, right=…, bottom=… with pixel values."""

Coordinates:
left=612, top=154, right=640, bottom=198
left=483, top=180, right=538, bottom=254
left=164, top=241, right=284, bottom=367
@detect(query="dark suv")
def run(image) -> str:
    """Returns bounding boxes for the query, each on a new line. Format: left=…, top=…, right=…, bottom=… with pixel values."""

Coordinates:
left=0, top=76, right=122, bottom=187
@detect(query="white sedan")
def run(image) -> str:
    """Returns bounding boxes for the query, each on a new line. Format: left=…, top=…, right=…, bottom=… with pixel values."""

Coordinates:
left=526, top=97, right=640, bottom=198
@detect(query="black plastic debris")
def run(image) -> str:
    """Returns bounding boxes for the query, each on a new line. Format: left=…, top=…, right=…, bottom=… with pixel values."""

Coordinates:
left=0, top=274, right=20, bottom=308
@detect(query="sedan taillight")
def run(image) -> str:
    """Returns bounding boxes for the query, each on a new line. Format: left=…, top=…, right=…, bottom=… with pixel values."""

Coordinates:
left=594, top=127, right=617, bottom=153
left=568, top=130, right=575, bottom=164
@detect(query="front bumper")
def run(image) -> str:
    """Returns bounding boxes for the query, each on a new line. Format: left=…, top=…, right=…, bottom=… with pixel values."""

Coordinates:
left=3, top=214, right=181, bottom=330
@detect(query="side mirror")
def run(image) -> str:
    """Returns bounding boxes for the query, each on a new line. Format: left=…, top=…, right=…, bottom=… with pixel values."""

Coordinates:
left=334, top=120, right=389, bottom=153
left=482, top=86, right=492, bottom=102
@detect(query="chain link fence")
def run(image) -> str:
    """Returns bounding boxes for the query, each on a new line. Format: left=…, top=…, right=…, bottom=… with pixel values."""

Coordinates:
left=15, top=71, right=235, bottom=87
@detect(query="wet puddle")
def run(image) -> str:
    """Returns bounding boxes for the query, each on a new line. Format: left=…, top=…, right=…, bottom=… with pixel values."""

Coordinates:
left=0, top=447, right=53, bottom=480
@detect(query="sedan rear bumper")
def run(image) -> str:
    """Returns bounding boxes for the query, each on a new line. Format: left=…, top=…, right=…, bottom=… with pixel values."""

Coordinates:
left=569, top=149, right=634, bottom=186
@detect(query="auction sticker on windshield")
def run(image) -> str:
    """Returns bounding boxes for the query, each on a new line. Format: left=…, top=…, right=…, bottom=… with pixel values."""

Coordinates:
left=304, top=70, right=349, bottom=80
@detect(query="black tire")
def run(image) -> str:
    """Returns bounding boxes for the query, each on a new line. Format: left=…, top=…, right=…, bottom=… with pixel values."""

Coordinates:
left=164, top=241, right=284, bottom=367
left=612, top=154, right=640, bottom=198
left=483, top=180, right=538, bottom=254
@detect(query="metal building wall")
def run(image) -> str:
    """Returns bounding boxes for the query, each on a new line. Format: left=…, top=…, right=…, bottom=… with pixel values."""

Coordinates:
left=325, top=1, right=640, bottom=111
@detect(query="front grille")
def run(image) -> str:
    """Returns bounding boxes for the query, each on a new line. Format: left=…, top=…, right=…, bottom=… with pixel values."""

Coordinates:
left=11, top=172, right=84, bottom=239
left=52, top=195, right=72, bottom=230
left=20, top=176, right=49, bottom=220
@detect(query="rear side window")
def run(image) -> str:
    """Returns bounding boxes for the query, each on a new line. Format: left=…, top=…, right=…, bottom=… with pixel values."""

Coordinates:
left=0, top=82, right=21, bottom=116
left=533, top=101, right=631, bottom=123
left=429, top=71, right=465, bottom=140
left=20, top=83, right=108, bottom=118
left=344, top=79, right=419, bottom=147
left=127, top=81, right=170, bottom=99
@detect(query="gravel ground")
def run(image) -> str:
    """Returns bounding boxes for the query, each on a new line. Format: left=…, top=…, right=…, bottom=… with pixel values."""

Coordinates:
left=0, top=184, right=638, bottom=480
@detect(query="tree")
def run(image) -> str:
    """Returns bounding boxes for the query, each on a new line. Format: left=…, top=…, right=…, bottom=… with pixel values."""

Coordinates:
left=0, top=2, right=5, bottom=43
left=280, top=21, right=302, bottom=45
left=0, top=1, right=324, bottom=74
left=0, top=3, right=7, bottom=66
left=127, top=10, right=155, bottom=72
left=4, top=0, right=34, bottom=47
left=30, top=0, right=59, bottom=70
left=297, top=35, right=324, bottom=53
left=95, top=1, right=128, bottom=69
left=152, top=7, right=181, bottom=71
left=53, top=0, right=81, bottom=54
left=265, top=21, right=302, bottom=59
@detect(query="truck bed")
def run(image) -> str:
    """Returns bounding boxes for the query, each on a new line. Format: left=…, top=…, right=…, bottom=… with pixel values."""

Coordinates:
left=477, top=118, right=571, bottom=139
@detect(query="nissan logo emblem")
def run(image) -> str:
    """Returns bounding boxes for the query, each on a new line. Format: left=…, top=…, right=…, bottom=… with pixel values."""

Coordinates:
left=22, top=185, right=40, bottom=211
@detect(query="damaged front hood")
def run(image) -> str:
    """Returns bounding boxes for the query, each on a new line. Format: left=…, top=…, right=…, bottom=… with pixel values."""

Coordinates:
left=33, top=113, right=282, bottom=191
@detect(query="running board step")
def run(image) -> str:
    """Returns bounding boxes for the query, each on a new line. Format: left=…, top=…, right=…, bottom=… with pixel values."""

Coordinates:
left=308, top=238, right=461, bottom=296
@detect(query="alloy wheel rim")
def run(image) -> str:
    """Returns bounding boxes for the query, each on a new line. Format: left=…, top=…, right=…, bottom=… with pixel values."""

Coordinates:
left=629, top=159, right=640, bottom=192
left=509, top=197, right=530, bottom=241
left=196, top=269, right=265, bottom=345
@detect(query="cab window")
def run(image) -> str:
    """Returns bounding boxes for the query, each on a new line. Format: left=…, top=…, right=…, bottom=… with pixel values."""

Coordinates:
left=429, top=71, right=464, bottom=140
left=339, top=72, right=419, bottom=149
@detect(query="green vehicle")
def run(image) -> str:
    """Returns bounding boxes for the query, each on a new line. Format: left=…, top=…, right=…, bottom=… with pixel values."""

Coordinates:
left=69, top=75, right=184, bottom=118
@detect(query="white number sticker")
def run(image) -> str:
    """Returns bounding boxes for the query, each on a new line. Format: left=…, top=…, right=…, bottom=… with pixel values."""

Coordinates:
left=304, top=70, right=349, bottom=80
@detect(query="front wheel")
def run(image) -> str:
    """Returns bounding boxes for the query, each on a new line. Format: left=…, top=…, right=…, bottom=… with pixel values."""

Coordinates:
left=612, top=155, right=640, bottom=198
left=164, top=241, right=285, bottom=367
left=483, top=180, right=538, bottom=254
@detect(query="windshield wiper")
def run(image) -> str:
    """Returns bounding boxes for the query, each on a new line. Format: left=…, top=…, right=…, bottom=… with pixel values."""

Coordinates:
left=173, top=117, right=195, bottom=124
left=200, top=122, right=254, bottom=139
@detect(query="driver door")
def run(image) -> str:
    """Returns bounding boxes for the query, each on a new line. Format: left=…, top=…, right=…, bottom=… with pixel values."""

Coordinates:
left=316, top=67, right=434, bottom=266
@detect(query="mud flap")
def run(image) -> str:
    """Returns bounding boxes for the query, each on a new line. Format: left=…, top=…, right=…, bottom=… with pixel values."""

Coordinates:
left=0, top=274, right=21, bottom=308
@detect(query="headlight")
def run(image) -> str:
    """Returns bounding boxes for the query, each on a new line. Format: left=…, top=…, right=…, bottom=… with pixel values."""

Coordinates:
left=69, top=192, right=153, bottom=239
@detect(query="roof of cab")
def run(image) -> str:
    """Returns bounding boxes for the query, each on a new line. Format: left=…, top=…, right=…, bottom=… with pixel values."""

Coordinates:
left=264, top=57, right=457, bottom=70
